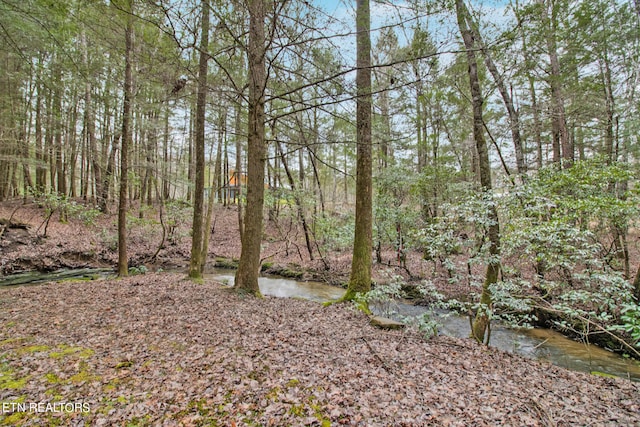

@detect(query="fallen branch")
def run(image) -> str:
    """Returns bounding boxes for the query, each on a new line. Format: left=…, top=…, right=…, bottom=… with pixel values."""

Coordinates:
left=533, top=338, right=550, bottom=350
left=528, top=398, right=558, bottom=427
left=533, top=298, right=640, bottom=359
left=361, top=336, right=393, bottom=372
left=35, top=209, right=55, bottom=238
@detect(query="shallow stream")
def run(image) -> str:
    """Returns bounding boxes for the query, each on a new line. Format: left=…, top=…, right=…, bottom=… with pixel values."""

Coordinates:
left=2, top=267, right=639, bottom=381
left=206, top=268, right=640, bottom=382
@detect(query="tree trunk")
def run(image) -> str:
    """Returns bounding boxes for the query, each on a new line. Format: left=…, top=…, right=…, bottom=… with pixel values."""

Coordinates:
left=515, top=0, right=543, bottom=169
left=234, top=96, right=244, bottom=240
left=162, top=108, right=170, bottom=201
left=234, top=0, right=266, bottom=296
left=416, top=87, right=425, bottom=171
left=34, top=61, right=46, bottom=192
left=201, top=121, right=223, bottom=273
left=215, top=112, right=224, bottom=204
left=147, top=111, right=157, bottom=206
left=21, top=79, right=33, bottom=195
left=456, top=0, right=501, bottom=344
left=46, top=85, right=55, bottom=193
left=102, top=137, right=117, bottom=214
left=540, top=0, right=571, bottom=167
left=53, top=64, right=66, bottom=196
left=345, top=0, right=373, bottom=300
left=460, top=1, right=525, bottom=176
left=189, top=0, right=210, bottom=279
left=68, top=94, right=79, bottom=198
left=187, top=97, right=195, bottom=203
left=529, top=76, right=543, bottom=168
left=117, top=0, right=134, bottom=277
left=309, top=105, right=325, bottom=215
left=376, top=71, right=391, bottom=168
left=308, top=146, right=325, bottom=215
left=99, top=79, right=114, bottom=213
left=601, top=53, right=615, bottom=163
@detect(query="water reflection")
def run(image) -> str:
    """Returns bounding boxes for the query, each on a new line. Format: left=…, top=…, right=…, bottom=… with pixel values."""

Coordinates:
left=384, top=303, right=640, bottom=381
left=522, top=328, right=640, bottom=381
left=205, top=269, right=345, bottom=303
left=206, top=268, right=640, bottom=381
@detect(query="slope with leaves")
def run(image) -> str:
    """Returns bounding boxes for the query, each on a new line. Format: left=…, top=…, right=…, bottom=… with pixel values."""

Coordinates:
left=0, top=273, right=637, bottom=426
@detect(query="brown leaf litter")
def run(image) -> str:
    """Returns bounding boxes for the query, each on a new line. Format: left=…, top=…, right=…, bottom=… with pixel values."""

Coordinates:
left=0, top=273, right=638, bottom=426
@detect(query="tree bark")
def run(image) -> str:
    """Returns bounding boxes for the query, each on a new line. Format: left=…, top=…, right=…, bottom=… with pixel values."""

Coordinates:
left=53, top=63, right=66, bottom=196
left=117, top=0, right=134, bottom=277
left=234, top=0, right=266, bottom=296
left=600, top=49, right=615, bottom=163
left=189, top=0, right=210, bottom=279
left=215, top=112, right=224, bottom=204
left=234, top=96, right=244, bottom=240
left=456, top=0, right=501, bottom=344
left=539, top=0, right=571, bottom=167
left=99, top=79, right=115, bottom=212
left=345, top=0, right=373, bottom=300
left=516, top=0, right=542, bottom=168
left=20, top=83, right=33, bottom=194
left=162, top=108, right=170, bottom=200
left=67, top=94, right=79, bottom=198
left=34, top=58, right=46, bottom=192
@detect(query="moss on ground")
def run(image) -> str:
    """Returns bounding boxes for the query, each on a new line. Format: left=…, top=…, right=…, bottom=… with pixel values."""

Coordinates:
left=49, top=344, right=94, bottom=359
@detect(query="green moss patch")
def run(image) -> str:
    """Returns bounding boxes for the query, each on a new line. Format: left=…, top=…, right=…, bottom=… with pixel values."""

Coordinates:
left=16, top=345, right=51, bottom=355
left=0, top=366, right=28, bottom=390
left=214, top=257, right=239, bottom=269
left=49, top=344, right=94, bottom=359
left=0, top=337, right=29, bottom=347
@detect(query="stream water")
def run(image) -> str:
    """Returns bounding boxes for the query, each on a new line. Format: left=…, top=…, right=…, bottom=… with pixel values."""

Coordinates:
left=205, top=268, right=640, bottom=382
left=2, top=267, right=639, bottom=381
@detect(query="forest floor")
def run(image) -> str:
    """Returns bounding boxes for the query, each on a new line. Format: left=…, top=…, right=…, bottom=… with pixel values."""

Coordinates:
left=1, top=273, right=639, bottom=426
left=1, top=200, right=640, bottom=425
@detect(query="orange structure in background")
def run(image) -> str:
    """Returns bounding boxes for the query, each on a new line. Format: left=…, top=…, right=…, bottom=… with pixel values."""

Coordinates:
left=225, top=169, right=247, bottom=202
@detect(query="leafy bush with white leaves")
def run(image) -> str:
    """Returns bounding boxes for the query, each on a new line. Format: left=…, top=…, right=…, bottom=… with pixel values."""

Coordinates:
left=358, top=275, right=441, bottom=339
left=496, top=160, right=640, bottom=351
left=617, top=304, right=640, bottom=345
left=406, top=159, right=640, bottom=351
left=363, top=274, right=406, bottom=318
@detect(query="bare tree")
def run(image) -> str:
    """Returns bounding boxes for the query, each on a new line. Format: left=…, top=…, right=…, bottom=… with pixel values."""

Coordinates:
left=344, top=0, right=373, bottom=300
left=459, top=2, right=525, bottom=176
left=189, top=0, right=210, bottom=279
left=456, top=0, right=501, bottom=344
left=234, top=0, right=266, bottom=296
left=117, top=0, right=134, bottom=277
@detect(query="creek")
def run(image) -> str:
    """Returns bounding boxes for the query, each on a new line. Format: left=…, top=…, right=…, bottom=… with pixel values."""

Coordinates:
left=206, top=268, right=640, bottom=382
left=0, top=268, right=114, bottom=286
left=2, top=267, right=639, bottom=382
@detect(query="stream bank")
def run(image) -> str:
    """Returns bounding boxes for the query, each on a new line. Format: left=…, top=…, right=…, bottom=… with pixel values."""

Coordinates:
left=204, top=267, right=640, bottom=382
left=1, top=265, right=640, bottom=382
left=1, top=273, right=638, bottom=425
